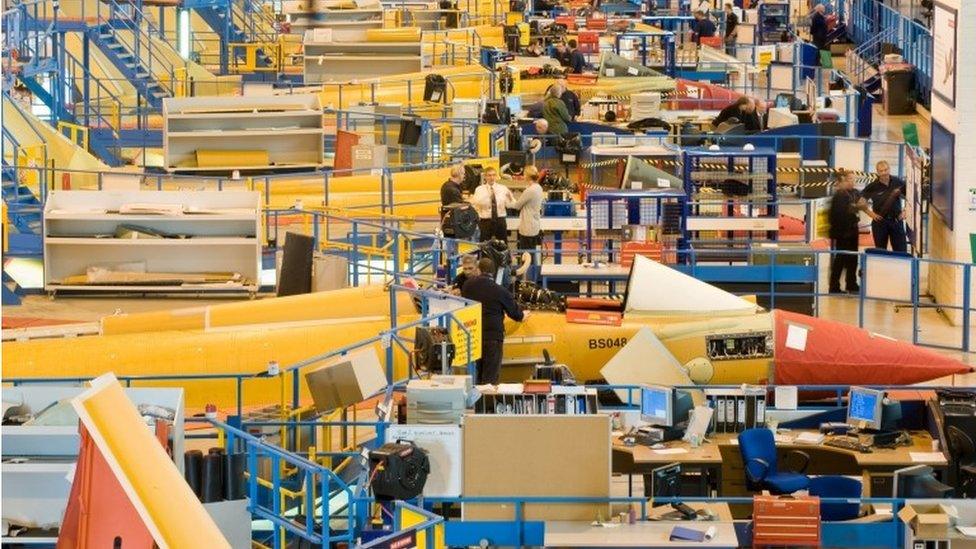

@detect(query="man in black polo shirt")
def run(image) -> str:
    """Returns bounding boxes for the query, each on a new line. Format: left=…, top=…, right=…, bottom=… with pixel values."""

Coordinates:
left=828, top=169, right=871, bottom=293
left=461, top=258, right=527, bottom=384
left=861, top=160, right=908, bottom=252
left=440, top=164, right=465, bottom=211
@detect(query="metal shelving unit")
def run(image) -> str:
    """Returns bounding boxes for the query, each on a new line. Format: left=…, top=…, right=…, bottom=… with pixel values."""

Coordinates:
left=585, top=189, right=688, bottom=264
left=682, top=146, right=779, bottom=260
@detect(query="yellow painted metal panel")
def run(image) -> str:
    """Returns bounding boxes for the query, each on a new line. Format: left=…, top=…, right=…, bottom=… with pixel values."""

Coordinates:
left=101, top=286, right=413, bottom=335
left=71, top=374, right=229, bottom=548
left=6, top=317, right=413, bottom=408
left=366, top=27, right=422, bottom=42
left=399, top=507, right=445, bottom=549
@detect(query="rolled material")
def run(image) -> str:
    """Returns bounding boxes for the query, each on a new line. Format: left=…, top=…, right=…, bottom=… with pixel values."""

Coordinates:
left=224, top=453, right=247, bottom=501
left=202, top=452, right=224, bottom=503
left=184, top=450, right=204, bottom=499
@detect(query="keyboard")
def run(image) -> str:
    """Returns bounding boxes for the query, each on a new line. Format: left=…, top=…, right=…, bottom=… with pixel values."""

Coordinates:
left=942, top=403, right=976, bottom=416
left=824, top=437, right=873, bottom=453
left=634, top=433, right=662, bottom=446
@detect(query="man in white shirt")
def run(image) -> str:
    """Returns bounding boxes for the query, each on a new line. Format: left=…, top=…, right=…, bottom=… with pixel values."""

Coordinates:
left=471, top=167, right=514, bottom=242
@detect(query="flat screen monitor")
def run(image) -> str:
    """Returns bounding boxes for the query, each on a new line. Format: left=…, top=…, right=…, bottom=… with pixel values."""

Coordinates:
left=848, top=386, right=885, bottom=430
left=641, top=384, right=674, bottom=426
left=650, top=462, right=681, bottom=500
left=892, top=465, right=954, bottom=498
left=506, top=95, right=523, bottom=115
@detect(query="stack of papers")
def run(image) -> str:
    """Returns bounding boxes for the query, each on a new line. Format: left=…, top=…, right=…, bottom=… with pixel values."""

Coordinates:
left=795, top=432, right=825, bottom=445
left=958, top=526, right=976, bottom=538
left=909, top=451, right=945, bottom=463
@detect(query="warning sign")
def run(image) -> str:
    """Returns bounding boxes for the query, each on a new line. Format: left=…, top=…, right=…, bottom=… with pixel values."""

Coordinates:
left=450, top=304, right=482, bottom=366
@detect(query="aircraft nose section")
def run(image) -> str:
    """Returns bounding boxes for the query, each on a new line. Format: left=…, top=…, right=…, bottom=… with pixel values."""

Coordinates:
left=772, top=309, right=973, bottom=386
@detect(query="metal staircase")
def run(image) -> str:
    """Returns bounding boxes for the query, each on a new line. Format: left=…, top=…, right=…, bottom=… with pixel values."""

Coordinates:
left=1, top=118, right=45, bottom=246
left=185, top=0, right=280, bottom=73
left=844, top=26, right=896, bottom=99
left=87, top=0, right=182, bottom=109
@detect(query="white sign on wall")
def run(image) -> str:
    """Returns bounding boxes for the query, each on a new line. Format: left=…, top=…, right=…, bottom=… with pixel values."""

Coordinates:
left=933, top=2, right=957, bottom=106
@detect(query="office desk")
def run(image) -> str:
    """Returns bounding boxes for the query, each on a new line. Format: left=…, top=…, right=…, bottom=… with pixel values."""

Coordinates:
left=541, top=264, right=631, bottom=294
left=613, top=436, right=723, bottom=497
left=544, top=520, right=738, bottom=548
left=713, top=431, right=947, bottom=518
left=613, top=431, right=947, bottom=503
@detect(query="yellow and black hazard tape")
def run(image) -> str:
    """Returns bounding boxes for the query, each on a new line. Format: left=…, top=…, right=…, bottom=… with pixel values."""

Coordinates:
left=578, top=157, right=878, bottom=180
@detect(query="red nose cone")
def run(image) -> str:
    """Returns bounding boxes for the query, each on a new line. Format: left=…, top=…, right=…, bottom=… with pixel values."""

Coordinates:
left=773, top=310, right=973, bottom=386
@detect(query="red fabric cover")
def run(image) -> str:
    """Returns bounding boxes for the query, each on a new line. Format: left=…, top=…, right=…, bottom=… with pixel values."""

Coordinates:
left=671, top=79, right=745, bottom=110
left=773, top=309, right=973, bottom=386
left=778, top=214, right=805, bottom=237
left=565, top=297, right=624, bottom=311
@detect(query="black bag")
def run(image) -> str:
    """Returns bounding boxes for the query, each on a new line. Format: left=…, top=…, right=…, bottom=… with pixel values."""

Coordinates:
left=441, top=203, right=479, bottom=239
left=424, top=73, right=448, bottom=103
left=398, top=117, right=423, bottom=146
left=554, top=132, right=582, bottom=164
left=369, top=441, right=430, bottom=500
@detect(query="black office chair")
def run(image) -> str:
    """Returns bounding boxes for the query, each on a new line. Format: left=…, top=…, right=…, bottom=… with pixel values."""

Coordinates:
left=946, top=426, right=976, bottom=498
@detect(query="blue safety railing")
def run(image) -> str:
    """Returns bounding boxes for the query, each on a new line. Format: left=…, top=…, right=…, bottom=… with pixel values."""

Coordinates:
left=841, top=0, right=932, bottom=108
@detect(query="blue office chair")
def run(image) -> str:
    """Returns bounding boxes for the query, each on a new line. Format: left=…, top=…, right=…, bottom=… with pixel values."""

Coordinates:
left=738, top=428, right=811, bottom=494
left=808, top=476, right=863, bottom=521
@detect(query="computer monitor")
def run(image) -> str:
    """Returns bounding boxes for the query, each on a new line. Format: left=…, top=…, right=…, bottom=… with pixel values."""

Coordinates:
left=641, top=384, right=674, bottom=426
left=892, top=465, right=954, bottom=498
left=505, top=95, right=523, bottom=116
left=767, top=107, right=800, bottom=129
left=774, top=93, right=794, bottom=109
left=847, top=386, right=885, bottom=430
left=650, top=462, right=682, bottom=500
left=406, top=380, right=467, bottom=424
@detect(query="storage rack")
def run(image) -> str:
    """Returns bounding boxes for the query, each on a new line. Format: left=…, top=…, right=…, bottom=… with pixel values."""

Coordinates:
left=757, top=2, right=791, bottom=44
left=614, top=31, right=677, bottom=76
left=585, top=189, right=688, bottom=265
left=163, top=95, right=325, bottom=173
left=681, top=147, right=778, bottom=261
left=474, top=387, right=600, bottom=415
left=302, top=39, right=424, bottom=83
left=283, top=5, right=384, bottom=34
left=43, top=190, right=262, bottom=295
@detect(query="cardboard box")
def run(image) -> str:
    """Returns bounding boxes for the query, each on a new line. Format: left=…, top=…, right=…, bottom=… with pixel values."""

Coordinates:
left=305, top=348, right=387, bottom=412
left=898, top=504, right=952, bottom=539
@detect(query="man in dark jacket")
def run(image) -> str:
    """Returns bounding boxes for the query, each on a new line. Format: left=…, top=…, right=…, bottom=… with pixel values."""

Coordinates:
left=828, top=169, right=869, bottom=293
left=566, top=39, right=587, bottom=74
left=712, top=97, right=762, bottom=131
left=810, top=4, right=828, bottom=51
left=554, top=77, right=581, bottom=119
left=692, top=10, right=717, bottom=44
left=461, top=258, right=527, bottom=384
left=440, top=164, right=465, bottom=211
left=861, top=160, right=908, bottom=252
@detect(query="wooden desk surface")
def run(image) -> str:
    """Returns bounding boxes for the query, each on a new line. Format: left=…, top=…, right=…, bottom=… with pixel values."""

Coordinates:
left=614, top=436, right=723, bottom=466
left=614, top=430, right=947, bottom=468
left=544, top=521, right=738, bottom=547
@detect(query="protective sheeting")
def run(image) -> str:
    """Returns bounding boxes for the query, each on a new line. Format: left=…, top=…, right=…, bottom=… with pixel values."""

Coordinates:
left=624, top=255, right=759, bottom=316
left=599, top=327, right=692, bottom=403
left=772, top=309, right=973, bottom=386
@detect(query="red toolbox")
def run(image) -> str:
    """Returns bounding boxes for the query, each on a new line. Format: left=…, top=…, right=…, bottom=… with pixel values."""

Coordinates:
left=555, top=15, right=576, bottom=30
left=577, top=31, right=600, bottom=54
left=752, top=495, right=821, bottom=548
left=584, top=17, right=607, bottom=31
left=620, top=241, right=663, bottom=267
